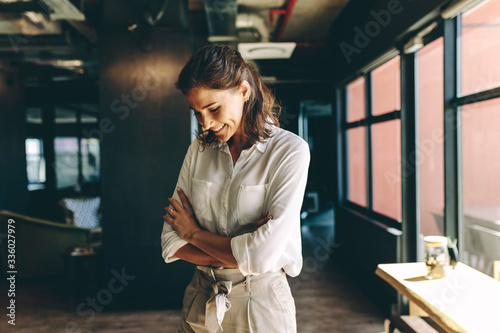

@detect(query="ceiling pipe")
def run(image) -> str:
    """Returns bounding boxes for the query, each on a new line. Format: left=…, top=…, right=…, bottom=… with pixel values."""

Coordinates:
left=204, top=0, right=238, bottom=41
left=273, top=0, right=296, bottom=42
left=269, top=9, right=286, bottom=24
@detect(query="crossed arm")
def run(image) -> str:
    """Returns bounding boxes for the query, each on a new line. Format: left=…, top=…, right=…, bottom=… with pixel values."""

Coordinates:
left=173, top=243, right=234, bottom=268
left=163, top=187, right=271, bottom=268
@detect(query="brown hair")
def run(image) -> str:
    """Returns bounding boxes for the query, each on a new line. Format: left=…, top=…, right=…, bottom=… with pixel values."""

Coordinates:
left=175, top=44, right=281, bottom=147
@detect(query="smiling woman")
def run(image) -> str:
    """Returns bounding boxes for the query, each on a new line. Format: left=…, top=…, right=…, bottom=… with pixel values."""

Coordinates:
left=187, top=85, right=249, bottom=155
left=176, top=43, right=281, bottom=153
left=160, top=44, right=310, bottom=333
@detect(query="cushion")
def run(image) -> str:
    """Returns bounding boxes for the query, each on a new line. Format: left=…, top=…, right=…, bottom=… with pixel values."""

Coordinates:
left=60, top=197, right=101, bottom=229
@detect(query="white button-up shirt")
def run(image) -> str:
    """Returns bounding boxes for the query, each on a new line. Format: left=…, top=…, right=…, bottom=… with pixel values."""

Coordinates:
left=161, top=124, right=310, bottom=277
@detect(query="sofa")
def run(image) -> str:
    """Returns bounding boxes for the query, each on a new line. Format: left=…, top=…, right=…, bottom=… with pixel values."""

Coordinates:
left=0, top=210, right=93, bottom=280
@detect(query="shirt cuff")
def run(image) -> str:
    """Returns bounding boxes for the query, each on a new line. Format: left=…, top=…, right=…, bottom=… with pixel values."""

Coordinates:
left=230, top=234, right=251, bottom=276
left=162, top=238, right=189, bottom=263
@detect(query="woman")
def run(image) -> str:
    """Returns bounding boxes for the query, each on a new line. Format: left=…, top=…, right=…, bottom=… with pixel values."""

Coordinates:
left=161, top=44, right=310, bottom=333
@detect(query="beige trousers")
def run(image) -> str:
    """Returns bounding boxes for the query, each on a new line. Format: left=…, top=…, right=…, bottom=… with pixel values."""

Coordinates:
left=178, top=266, right=297, bottom=333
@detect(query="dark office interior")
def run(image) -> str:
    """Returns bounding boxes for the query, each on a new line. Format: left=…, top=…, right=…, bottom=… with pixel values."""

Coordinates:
left=1, top=0, right=499, bottom=332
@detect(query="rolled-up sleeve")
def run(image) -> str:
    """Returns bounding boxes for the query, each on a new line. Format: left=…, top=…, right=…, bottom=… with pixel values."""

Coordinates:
left=230, top=141, right=310, bottom=276
left=160, top=141, right=194, bottom=263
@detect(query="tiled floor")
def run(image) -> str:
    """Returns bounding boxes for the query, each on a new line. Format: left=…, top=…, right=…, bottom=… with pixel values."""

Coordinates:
left=0, top=208, right=385, bottom=332
left=296, top=209, right=385, bottom=332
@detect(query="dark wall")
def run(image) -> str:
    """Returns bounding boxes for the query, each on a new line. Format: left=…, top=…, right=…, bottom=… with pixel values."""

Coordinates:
left=99, top=27, right=194, bottom=309
left=0, top=61, right=28, bottom=213
left=334, top=207, right=401, bottom=315
left=24, top=80, right=99, bottom=107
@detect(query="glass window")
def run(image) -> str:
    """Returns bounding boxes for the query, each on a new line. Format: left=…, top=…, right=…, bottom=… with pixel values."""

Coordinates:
left=462, top=98, right=500, bottom=276
left=81, top=113, right=100, bottom=183
left=418, top=37, right=445, bottom=237
left=81, top=138, right=100, bottom=183
left=26, top=138, right=46, bottom=188
left=344, top=56, right=402, bottom=222
left=461, top=0, right=500, bottom=95
left=26, top=107, right=42, bottom=124
left=54, top=137, right=79, bottom=189
left=26, top=108, right=45, bottom=190
left=54, top=108, right=79, bottom=189
left=371, top=120, right=402, bottom=221
left=347, top=77, right=365, bottom=123
left=347, top=127, right=367, bottom=207
left=55, top=108, right=77, bottom=125
left=26, top=106, right=101, bottom=191
left=372, top=56, right=401, bottom=116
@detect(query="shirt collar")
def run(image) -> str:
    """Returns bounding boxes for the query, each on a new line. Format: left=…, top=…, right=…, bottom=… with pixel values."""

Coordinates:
left=209, top=139, right=266, bottom=154
left=209, top=123, right=276, bottom=154
left=255, top=141, right=266, bottom=153
left=209, top=140, right=225, bottom=150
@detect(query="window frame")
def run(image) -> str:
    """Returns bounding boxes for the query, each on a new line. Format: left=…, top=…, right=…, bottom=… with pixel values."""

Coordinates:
left=402, top=24, right=445, bottom=261
left=448, top=12, right=500, bottom=255
left=340, top=58, right=403, bottom=231
left=336, top=24, right=447, bottom=262
left=26, top=104, right=100, bottom=192
left=336, top=10, right=500, bottom=261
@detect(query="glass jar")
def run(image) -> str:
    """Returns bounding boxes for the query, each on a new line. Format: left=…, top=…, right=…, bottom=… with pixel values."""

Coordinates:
left=424, top=236, right=448, bottom=279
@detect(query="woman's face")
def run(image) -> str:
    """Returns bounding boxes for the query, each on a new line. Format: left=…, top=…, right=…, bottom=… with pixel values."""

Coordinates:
left=187, top=81, right=250, bottom=143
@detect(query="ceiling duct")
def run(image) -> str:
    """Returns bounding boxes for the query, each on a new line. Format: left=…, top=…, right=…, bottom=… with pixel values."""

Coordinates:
left=236, top=12, right=269, bottom=42
left=204, top=0, right=238, bottom=42
left=203, top=0, right=296, bottom=60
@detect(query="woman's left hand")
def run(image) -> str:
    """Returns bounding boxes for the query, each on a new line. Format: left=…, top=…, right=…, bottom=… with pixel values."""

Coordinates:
left=163, top=188, right=201, bottom=242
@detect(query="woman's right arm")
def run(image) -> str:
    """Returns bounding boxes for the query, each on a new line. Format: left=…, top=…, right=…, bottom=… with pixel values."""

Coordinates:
left=161, top=142, right=193, bottom=263
left=161, top=140, right=235, bottom=267
left=174, top=244, right=235, bottom=267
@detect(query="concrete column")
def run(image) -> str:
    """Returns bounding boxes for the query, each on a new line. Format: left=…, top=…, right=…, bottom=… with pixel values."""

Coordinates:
left=0, top=61, right=28, bottom=213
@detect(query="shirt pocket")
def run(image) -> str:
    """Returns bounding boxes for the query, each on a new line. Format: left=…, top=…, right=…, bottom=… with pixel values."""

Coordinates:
left=236, top=183, right=269, bottom=225
left=190, top=178, right=214, bottom=224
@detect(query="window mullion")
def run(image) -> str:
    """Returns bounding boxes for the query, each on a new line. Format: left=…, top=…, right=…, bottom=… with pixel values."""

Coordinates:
left=42, top=102, right=56, bottom=193
left=77, top=111, right=83, bottom=188
left=443, top=16, right=463, bottom=249
left=365, top=73, right=373, bottom=210
left=336, top=86, right=347, bottom=205
left=400, top=52, right=419, bottom=263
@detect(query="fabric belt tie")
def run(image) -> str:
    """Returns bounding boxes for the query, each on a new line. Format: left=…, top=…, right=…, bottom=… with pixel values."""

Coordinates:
left=205, top=277, right=232, bottom=332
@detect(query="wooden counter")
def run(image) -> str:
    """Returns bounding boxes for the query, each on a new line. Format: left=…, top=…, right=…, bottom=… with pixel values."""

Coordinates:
left=376, top=262, right=500, bottom=333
